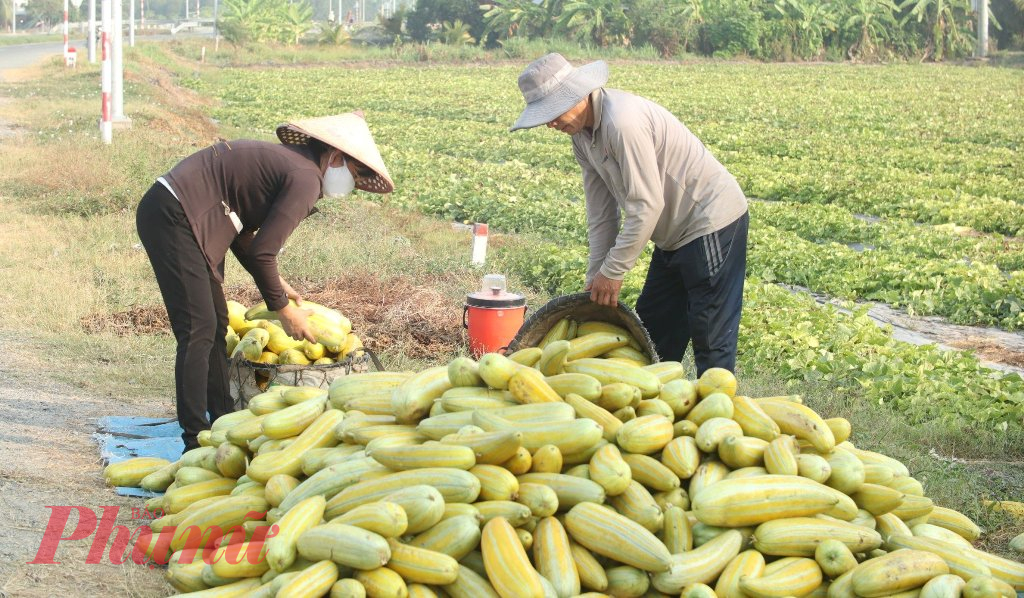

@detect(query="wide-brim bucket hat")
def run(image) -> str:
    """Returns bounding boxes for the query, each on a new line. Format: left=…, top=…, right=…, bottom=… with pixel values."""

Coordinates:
left=510, top=53, right=608, bottom=132
left=276, top=112, right=394, bottom=194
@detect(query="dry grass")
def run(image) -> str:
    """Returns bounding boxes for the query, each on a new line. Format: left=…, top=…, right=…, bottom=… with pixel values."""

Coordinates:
left=948, top=339, right=1024, bottom=369
left=230, top=271, right=467, bottom=360
left=80, top=305, right=172, bottom=337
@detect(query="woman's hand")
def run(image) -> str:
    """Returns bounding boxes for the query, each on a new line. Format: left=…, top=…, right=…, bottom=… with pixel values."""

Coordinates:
left=278, top=302, right=316, bottom=343
left=280, top=276, right=304, bottom=305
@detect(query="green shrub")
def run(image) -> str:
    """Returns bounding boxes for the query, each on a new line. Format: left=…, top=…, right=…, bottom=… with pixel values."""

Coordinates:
left=702, top=0, right=763, bottom=58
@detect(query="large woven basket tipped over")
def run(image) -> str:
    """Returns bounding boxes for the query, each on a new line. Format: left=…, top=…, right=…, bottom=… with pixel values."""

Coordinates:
left=508, top=293, right=659, bottom=363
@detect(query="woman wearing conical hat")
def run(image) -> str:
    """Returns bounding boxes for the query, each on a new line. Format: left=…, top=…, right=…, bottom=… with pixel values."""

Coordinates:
left=135, top=112, right=392, bottom=453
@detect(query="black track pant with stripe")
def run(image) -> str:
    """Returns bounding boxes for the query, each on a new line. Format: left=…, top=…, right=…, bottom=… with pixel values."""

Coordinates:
left=635, top=211, right=748, bottom=376
left=136, top=183, right=234, bottom=453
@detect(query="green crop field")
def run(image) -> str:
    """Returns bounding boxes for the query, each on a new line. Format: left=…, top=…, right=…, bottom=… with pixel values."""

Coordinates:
left=175, top=61, right=1024, bottom=431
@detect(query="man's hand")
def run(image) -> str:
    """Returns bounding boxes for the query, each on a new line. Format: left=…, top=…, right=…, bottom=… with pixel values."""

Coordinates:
left=278, top=302, right=316, bottom=343
left=279, top=276, right=304, bottom=305
left=589, top=273, right=623, bottom=307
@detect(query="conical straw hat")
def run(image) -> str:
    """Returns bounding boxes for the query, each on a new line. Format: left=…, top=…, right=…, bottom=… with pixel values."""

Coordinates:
left=276, top=112, right=394, bottom=194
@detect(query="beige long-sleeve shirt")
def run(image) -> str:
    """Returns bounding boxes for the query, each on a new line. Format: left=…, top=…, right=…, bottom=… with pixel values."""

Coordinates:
left=572, top=88, right=748, bottom=283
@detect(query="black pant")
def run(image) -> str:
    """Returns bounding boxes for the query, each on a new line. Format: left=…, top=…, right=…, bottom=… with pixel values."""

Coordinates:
left=635, top=211, right=748, bottom=376
left=136, top=184, right=233, bottom=451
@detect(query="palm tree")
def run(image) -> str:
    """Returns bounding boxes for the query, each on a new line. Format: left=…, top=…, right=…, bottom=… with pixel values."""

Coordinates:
left=677, top=0, right=706, bottom=50
left=541, top=0, right=567, bottom=36
left=897, top=0, right=973, bottom=60
left=841, top=0, right=899, bottom=59
left=482, top=0, right=547, bottom=40
left=280, top=0, right=313, bottom=45
left=556, top=0, right=628, bottom=46
left=440, top=19, right=476, bottom=44
left=774, top=0, right=839, bottom=58
left=219, top=0, right=262, bottom=45
left=1, top=0, right=12, bottom=33
left=319, top=20, right=350, bottom=45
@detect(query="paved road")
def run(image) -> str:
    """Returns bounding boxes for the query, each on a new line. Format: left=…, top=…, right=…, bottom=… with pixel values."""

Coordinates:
left=0, top=42, right=65, bottom=80
left=0, top=34, right=188, bottom=81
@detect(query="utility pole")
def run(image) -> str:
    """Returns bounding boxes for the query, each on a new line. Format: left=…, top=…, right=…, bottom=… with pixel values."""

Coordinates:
left=11, top=0, right=15, bottom=33
left=112, top=0, right=128, bottom=125
left=101, top=0, right=112, bottom=143
left=129, top=0, right=134, bottom=46
left=63, top=0, right=69, bottom=58
left=88, top=0, right=96, bottom=62
left=976, top=0, right=989, bottom=58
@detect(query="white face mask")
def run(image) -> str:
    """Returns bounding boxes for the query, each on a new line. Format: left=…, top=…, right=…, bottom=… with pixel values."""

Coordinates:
left=322, top=158, right=355, bottom=197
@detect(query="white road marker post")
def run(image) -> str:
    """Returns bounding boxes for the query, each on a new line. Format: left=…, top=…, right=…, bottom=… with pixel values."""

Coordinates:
left=471, top=223, right=489, bottom=266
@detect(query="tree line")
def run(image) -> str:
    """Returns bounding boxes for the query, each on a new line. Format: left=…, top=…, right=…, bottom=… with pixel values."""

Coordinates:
left=457, top=0, right=1023, bottom=61
left=11, top=0, right=1018, bottom=62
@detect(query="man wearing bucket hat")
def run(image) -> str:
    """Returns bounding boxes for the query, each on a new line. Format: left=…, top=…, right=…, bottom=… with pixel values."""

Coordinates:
left=511, top=54, right=749, bottom=375
left=136, top=112, right=392, bottom=452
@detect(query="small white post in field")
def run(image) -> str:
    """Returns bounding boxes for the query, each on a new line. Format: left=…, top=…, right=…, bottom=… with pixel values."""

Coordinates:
left=472, top=223, right=489, bottom=266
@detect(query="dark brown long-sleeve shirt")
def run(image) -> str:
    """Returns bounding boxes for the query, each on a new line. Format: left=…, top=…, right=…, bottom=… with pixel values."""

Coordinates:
left=161, top=140, right=323, bottom=311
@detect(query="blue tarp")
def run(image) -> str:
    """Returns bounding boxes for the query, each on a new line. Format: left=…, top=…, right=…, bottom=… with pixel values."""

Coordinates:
left=94, top=416, right=183, bottom=497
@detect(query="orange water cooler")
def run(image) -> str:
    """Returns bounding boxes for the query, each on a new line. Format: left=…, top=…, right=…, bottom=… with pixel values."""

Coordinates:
left=463, top=275, right=527, bottom=358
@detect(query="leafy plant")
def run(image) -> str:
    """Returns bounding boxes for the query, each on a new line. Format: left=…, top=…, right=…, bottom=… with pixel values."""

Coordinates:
left=406, top=0, right=487, bottom=43
left=773, top=0, right=840, bottom=59
left=482, top=0, right=550, bottom=40
left=555, top=0, right=629, bottom=46
left=840, top=0, right=901, bottom=59
left=379, top=6, right=407, bottom=37
left=218, top=0, right=313, bottom=46
left=701, top=0, right=763, bottom=57
left=280, top=1, right=314, bottom=45
left=898, top=0, right=975, bottom=59
left=319, top=21, right=351, bottom=45
left=439, top=19, right=476, bottom=44
left=0, top=0, right=12, bottom=31
left=627, top=0, right=702, bottom=57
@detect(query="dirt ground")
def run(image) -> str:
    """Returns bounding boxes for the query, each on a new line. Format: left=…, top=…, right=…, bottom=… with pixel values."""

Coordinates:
left=82, top=271, right=467, bottom=360
left=0, top=330, right=173, bottom=598
left=0, top=269, right=466, bottom=597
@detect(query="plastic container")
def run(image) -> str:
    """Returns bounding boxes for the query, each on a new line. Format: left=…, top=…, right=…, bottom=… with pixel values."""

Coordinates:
left=464, top=276, right=527, bottom=357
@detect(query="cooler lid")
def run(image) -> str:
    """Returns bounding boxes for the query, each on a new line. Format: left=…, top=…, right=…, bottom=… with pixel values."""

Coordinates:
left=466, top=288, right=526, bottom=308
